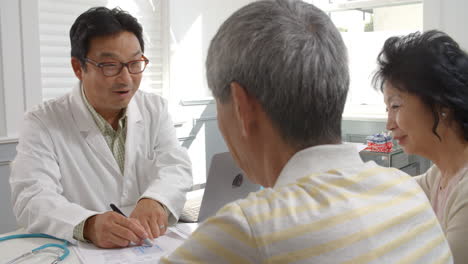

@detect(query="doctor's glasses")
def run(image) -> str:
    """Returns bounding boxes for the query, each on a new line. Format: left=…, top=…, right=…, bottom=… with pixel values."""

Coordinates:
left=85, top=55, right=149, bottom=77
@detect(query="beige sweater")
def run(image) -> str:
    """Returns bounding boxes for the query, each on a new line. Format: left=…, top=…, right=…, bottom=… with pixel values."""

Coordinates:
left=416, top=165, right=468, bottom=264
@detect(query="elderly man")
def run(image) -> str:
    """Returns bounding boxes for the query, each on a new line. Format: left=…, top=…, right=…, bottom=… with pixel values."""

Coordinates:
left=162, top=0, right=452, bottom=263
left=10, top=7, right=192, bottom=248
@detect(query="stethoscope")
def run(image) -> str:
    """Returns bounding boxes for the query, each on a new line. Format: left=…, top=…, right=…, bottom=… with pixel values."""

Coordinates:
left=0, top=233, right=69, bottom=264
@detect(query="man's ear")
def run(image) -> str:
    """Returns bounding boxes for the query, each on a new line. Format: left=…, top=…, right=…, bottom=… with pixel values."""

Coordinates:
left=230, top=82, right=258, bottom=137
left=71, top=57, right=84, bottom=81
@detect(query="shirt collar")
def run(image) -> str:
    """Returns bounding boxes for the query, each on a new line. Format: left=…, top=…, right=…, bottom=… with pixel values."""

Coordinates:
left=274, top=143, right=364, bottom=188
left=80, top=84, right=127, bottom=133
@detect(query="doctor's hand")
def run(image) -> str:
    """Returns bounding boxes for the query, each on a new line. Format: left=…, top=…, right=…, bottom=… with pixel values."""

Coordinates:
left=83, top=212, right=150, bottom=248
left=130, top=198, right=168, bottom=240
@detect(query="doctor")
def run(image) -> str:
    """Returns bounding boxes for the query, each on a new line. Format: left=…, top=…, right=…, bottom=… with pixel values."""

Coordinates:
left=10, top=7, right=192, bottom=249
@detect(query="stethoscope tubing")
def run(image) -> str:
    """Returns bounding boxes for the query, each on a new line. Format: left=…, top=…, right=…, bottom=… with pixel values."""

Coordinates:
left=0, top=233, right=70, bottom=264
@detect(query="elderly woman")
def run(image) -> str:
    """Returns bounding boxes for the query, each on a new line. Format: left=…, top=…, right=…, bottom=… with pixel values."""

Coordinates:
left=374, top=30, right=468, bottom=263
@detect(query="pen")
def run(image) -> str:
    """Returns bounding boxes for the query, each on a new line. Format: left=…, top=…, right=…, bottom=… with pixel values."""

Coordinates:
left=109, top=203, right=153, bottom=247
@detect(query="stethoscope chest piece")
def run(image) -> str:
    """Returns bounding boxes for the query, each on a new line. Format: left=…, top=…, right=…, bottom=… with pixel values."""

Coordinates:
left=1, top=233, right=69, bottom=264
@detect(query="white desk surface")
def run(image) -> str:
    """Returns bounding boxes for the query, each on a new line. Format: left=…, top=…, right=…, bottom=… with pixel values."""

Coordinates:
left=0, top=229, right=81, bottom=264
left=0, top=223, right=198, bottom=264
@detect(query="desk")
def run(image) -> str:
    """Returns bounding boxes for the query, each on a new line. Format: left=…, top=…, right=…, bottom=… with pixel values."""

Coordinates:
left=0, top=223, right=198, bottom=263
left=0, top=229, right=80, bottom=263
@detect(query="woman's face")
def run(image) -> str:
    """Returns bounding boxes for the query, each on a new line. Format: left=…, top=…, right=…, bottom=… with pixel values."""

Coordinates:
left=383, top=82, right=442, bottom=156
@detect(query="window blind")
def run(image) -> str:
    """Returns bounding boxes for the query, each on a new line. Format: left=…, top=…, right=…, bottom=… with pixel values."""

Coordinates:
left=38, top=0, right=166, bottom=101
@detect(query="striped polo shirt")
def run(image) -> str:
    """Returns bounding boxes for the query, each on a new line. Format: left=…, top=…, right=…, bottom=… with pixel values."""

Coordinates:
left=162, top=144, right=452, bottom=263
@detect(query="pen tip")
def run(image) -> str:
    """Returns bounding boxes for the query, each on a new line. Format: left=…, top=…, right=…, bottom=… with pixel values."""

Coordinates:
left=144, top=238, right=153, bottom=247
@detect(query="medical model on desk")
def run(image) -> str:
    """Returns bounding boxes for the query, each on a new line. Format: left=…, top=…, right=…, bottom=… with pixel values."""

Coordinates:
left=364, top=132, right=393, bottom=153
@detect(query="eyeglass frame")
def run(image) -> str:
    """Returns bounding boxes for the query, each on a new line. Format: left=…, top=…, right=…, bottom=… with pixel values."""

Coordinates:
left=84, top=55, right=150, bottom=77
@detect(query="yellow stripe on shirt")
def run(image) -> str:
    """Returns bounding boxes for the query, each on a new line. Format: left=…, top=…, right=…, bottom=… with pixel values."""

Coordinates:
left=432, top=249, right=453, bottom=264
left=248, top=172, right=409, bottom=225
left=258, top=186, right=421, bottom=247
left=203, top=214, right=256, bottom=248
left=190, top=231, right=254, bottom=264
left=265, top=201, right=430, bottom=263
left=237, top=166, right=400, bottom=211
left=171, top=246, right=206, bottom=264
left=342, top=218, right=439, bottom=263
left=396, top=233, right=448, bottom=264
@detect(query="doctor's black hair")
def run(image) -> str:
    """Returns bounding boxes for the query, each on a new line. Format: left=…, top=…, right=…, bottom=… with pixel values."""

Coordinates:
left=69, top=7, right=144, bottom=69
left=373, top=30, right=468, bottom=140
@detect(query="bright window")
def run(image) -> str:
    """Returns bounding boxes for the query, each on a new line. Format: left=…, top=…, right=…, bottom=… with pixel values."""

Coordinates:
left=38, top=0, right=168, bottom=101
left=310, top=0, right=423, bottom=118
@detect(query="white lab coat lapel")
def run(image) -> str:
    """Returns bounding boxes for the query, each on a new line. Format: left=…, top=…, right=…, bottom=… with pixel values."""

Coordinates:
left=69, top=84, right=122, bottom=176
left=124, top=95, right=143, bottom=178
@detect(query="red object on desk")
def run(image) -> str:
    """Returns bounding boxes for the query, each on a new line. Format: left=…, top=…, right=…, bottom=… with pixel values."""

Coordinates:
left=364, top=141, right=393, bottom=153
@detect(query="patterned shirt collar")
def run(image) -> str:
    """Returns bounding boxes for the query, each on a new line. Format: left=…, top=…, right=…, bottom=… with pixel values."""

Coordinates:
left=80, top=84, right=127, bottom=134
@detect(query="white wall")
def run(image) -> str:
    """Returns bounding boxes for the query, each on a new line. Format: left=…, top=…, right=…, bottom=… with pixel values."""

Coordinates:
left=424, top=0, right=468, bottom=50
left=1, top=0, right=467, bottom=139
left=0, top=1, right=24, bottom=139
left=374, top=4, right=422, bottom=31
left=168, top=0, right=255, bottom=103
left=167, top=0, right=255, bottom=185
left=0, top=0, right=41, bottom=139
left=0, top=19, right=5, bottom=137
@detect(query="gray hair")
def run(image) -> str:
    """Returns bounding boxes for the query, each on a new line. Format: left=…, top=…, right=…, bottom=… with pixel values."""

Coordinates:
left=206, top=0, right=349, bottom=149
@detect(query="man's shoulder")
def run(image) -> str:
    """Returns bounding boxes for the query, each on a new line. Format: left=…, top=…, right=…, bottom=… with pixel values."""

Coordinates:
left=26, top=93, right=72, bottom=120
left=215, top=189, right=273, bottom=218
left=231, top=163, right=413, bottom=208
left=236, top=164, right=418, bottom=216
left=295, top=162, right=411, bottom=188
left=223, top=187, right=299, bottom=224
left=346, top=161, right=413, bottom=182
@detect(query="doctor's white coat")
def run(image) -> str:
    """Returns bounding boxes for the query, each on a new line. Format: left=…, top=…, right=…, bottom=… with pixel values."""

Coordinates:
left=9, top=85, right=192, bottom=243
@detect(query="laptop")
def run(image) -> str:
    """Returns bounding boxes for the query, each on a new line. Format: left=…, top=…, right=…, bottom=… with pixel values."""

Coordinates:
left=179, top=152, right=262, bottom=222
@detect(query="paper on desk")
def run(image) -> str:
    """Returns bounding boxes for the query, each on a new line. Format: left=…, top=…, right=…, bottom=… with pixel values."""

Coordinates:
left=170, top=223, right=198, bottom=239
left=74, top=224, right=197, bottom=264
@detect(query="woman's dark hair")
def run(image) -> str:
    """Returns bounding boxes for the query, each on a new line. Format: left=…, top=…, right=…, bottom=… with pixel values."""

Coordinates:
left=373, top=30, right=468, bottom=140
left=69, top=7, right=144, bottom=68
